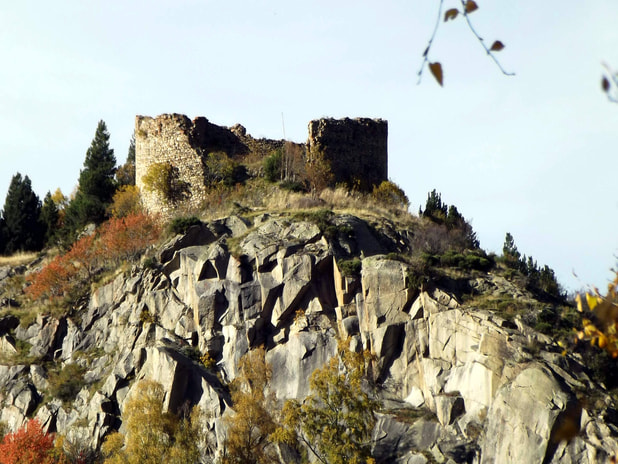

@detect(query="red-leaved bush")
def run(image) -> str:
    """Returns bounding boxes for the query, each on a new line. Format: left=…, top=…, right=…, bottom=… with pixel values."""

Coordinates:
left=98, top=214, right=161, bottom=264
left=25, top=256, right=78, bottom=302
left=26, top=213, right=161, bottom=303
left=0, top=419, right=63, bottom=464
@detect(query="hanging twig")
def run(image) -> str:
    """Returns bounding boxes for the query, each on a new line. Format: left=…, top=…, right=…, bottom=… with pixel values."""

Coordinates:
left=459, top=0, right=515, bottom=76
left=417, top=0, right=445, bottom=85
left=418, top=0, right=514, bottom=86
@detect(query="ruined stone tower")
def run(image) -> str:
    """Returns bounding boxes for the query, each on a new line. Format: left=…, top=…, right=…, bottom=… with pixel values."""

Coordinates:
left=307, top=117, right=388, bottom=189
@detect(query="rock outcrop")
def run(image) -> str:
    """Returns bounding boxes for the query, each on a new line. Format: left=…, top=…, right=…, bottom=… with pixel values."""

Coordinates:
left=0, top=212, right=617, bottom=463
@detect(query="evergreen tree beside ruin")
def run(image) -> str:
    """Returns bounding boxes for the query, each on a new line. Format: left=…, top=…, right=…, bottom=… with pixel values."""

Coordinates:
left=116, top=131, right=136, bottom=186
left=64, top=120, right=117, bottom=237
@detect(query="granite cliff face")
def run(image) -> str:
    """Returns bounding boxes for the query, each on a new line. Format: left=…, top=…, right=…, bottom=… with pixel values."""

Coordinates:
left=0, top=213, right=617, bottom=463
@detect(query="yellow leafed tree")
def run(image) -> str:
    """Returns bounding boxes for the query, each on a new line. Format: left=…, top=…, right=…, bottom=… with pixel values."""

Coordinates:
left=101, top=380, right=202, bottom=464
left=222, top=346, right=279, bottom=464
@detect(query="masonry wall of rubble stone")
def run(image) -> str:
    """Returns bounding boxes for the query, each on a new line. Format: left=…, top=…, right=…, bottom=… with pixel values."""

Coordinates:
left=307, top=117, right=388, bottom=189
left=136, top=114, right=208, bottom=217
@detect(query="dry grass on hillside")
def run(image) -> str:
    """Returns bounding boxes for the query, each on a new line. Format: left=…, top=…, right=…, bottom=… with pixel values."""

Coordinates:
left=0, top=251, right=39, bottom=268
left=190, top=180, right=414, bottom=227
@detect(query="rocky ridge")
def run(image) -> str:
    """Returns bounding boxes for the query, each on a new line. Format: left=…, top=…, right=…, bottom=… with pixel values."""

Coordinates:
left=0, top=212, right=617, bottom=463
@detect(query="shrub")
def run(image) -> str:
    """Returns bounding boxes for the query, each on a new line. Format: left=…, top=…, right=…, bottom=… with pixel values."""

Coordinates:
left=98, top=214, right=162, bottom=264
left=142, top=162, right=189, bottom=203
left=337, top=258, right=362, bottom=277
left=406, top=268, right=425, bottom=293
left=303, top=149, right=334, bottom=194
left=438, top=250, right=493, bottom=271
left=199, top=352, right=216, bottom=370
left=48, top=363, right=87, bottom=402
left=263, top=150, right=282, bottom=182
left=139, top=309, right=158, bottom=325
left=204, top=152, right=247, bottom=187
left=0, top=419, right=60, bottom=464
left=372, top=180, right=410, bottom=209
left=110, top=185, right=142, bottom=218
left=143, top=256, right=159, bottom=270
left=168, top=216, right=202, bottom=235
left=279, top=180, right=306, bottom=192
left=26, top=213, right=161, bottom=304
left=25, top=255, right=78, bottom=302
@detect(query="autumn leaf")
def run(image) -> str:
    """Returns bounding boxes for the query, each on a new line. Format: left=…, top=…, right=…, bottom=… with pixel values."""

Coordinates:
left=602, top=76, right=610, bottom=92
left=429, top=62, right=443, bottom=86
left=465, top=0, right=479, bottom=14
left=586, top=292, right=599, bottom=311
left=444, top=9, right=459, bottom=21
left=490, top=40, right=505, bottom=52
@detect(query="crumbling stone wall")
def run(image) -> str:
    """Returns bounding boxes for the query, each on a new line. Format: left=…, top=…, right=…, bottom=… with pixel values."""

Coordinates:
left=307, top=117, right=388, bottom=189
left=135, top=114, right=283, bottom=217
left=136, top=114, right=209, bottom=217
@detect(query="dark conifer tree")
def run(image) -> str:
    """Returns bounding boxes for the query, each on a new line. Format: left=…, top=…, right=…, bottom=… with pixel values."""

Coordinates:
left=116, top=131, right=136, bottom=186
left=65, top=120, right=117, bottom=231
left=40, top=192, right=60, bottom=246
left=0, top=217, right=6, bottom=255
left=1, top=173, right=44, bottom=253
left=127, top=132, right=135, bottom=164
left=502, top=232, right=521, bottom=268
left=422, top=189, right=448, bottom=222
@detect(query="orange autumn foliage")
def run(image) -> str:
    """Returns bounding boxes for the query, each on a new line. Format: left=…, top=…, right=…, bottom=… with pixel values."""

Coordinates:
left=98, top=214, right=161, bottom=264
left=26, top=213, right=161, bottom=303
left=0, top=419, right=65, bottom=464
left=25, top=255, right=78, bottom=302
left=64, top=233, right=101, bottom=282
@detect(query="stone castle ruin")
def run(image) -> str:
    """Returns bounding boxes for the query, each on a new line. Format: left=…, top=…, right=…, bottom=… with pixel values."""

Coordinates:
left=135, top=113, right=388, bottom=216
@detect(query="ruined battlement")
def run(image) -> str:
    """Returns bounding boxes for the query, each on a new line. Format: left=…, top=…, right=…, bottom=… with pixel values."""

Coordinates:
left=135, top=114, right=388, bottom=217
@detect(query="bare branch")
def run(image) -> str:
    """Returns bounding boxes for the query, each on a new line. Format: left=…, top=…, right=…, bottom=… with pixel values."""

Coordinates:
left=418, top=0, right=515, bottom=85
left=459, top=0, right=515, bottom=76
left=417, top=0, right=444, bottom=85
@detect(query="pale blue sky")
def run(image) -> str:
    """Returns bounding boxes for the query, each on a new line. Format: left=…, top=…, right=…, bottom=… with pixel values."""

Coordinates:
left=1, top=1, right=617, bottom=292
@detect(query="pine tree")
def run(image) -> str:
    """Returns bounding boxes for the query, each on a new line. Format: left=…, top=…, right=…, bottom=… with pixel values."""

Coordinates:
left=40, top=192, right=60, bottom=246
left=127, top=131, right=135, bottom=164
left=422, top=189, right=448, bottom=222
left=0, top=217, right=6, bottom=255
left=65, top=120, right=117, bottom=232
left=502, top=232, right=521, bottom=268
left=116, top=132, right=136, bottom=186
left=1, top=173, right=44, bottom=254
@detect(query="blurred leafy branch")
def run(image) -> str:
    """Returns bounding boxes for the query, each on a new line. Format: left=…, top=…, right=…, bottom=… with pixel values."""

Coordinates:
left=418, top=0, right=513, bottom=86
left=575, top=272, right=618, bottom=356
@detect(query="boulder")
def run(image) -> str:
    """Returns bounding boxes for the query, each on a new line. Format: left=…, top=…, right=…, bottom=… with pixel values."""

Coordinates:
left=481, top=365, right=574, bottom=464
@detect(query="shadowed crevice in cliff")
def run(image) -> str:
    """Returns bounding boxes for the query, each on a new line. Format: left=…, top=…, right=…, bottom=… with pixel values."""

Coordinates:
left=542, top=399, right=582, bottom=464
